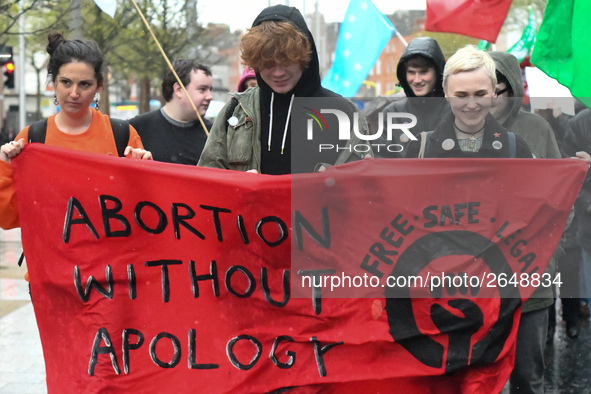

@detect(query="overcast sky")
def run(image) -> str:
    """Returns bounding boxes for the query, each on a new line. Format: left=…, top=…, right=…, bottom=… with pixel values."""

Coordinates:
left=197, top=0, right=426, bottom=32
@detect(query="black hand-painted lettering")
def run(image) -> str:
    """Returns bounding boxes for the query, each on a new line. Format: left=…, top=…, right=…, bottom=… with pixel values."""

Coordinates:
left=439, top=205, right=454, bottom=225
left=99, top=195, right=131, bottom=237
left=453, top=203, right=467, bottom=224
left=360, top=254, right=384, bottom=278
left=226, top=335, right=262, bottom=370
left=256, top=216, right=288, bottom=247
left=145, top=260, right=182, bottom=303
left=309, top=336, right=343, bottom=377
left=225, top=265, right=256, bottom=298
left=127, top=264, right=136, bottom=300
left=297, top=269, right=336, bottom=315
left=63, top=197, right=99, bottom=243
left=369, top=242, right=398, bottom=265
left=134, top=201, right=167, bottom=234
left=189, top=260, right=220, bottom=298
left=495, top=221, right=509, bottom=239
left=468, top=202, right=480, bottom=223
left=122, top=328, right=144, bottom=374
left=188, top=329, right=219, bottom=369
left=391, top=213, right=414, bottom=235
left=74, top=265, right=114, bottom=302
left=237, top=215, right=249, bottom=245
left=293, top=207, right=330, bottom=251
left=199, top=205, right=231, bottom=242
left=379, top=226, right=403, bottom=248
left=149, top=332, right=181, bottom=368
left=171, top=203, right=205, bottom=240
left=88, top=327, right=120, bottom=375
left=422, top=205, right=438, bottom=228
left=261, top=268, right=290, bottom=307
left=269, top=335, right=295, bottom=369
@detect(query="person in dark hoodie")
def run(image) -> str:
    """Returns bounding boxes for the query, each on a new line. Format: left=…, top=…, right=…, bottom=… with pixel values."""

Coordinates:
left=563, top=109, right=591, bottom=320
left=375, top=37, right=450, bottom=158
left=198, top=5, right=369, bottom=174
left=489, top=52, right=560, bottom=159
left=405, top=46, right=531, bottom=159
left=489, top=51, right=567, bottom=394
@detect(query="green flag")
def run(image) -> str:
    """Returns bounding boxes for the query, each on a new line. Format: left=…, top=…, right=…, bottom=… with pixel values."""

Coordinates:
left=508, top=7, right=536, bottom=62
left=477, top=40, right=491, bottom=51
left=531, top=0, right=591, bottom=107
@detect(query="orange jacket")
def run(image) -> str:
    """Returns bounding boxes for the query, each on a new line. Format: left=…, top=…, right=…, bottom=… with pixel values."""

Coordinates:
left=0, top=109, right=143, bottom=229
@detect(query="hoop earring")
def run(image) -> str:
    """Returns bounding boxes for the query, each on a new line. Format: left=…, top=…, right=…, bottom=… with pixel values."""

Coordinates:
left=53, top=95, right=59, bottom=106
left=94, top=94, right=100, bottom=111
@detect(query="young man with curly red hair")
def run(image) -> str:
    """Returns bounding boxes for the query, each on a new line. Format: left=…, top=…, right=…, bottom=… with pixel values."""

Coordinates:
left=199, top=5, right=368, bottom=175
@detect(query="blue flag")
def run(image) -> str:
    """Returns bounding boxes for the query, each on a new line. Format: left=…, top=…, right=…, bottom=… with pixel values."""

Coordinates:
left=321, top=0, right=395, bottom=97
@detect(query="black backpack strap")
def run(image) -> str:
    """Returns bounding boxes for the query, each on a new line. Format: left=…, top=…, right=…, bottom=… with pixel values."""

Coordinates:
left=507, top=131, right=516, bottom=158
left=27, top=119, right=48, bottom=143
left=109, top=118, right=130, bottom=157
left=29, top=117, right=129, bottom=157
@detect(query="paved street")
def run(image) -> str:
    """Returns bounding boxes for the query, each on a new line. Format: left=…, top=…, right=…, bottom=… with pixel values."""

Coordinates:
left=0, top=228, right=590, bottom=393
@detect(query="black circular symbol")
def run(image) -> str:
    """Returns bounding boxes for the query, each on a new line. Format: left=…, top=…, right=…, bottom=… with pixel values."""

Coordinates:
left=384, top=230, right=521, bottom=373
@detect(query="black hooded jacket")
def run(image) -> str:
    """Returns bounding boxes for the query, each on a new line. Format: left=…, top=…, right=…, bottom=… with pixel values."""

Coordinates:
left=377, top=37, right=450, bottom=158
left=253, top=5, right=357, bottom=174
left=396, top=37, right=446, bottom=98
left=406, top=112, right=532, bottom=158
left=562, top=109, right=591, bottom=252
left=198, top=5, right=368, bottom=175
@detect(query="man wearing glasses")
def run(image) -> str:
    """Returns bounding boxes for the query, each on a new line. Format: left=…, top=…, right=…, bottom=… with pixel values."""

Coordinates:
left=489, top=51, right=563, bottom=394
left=489, top=52, right=560, bottom=159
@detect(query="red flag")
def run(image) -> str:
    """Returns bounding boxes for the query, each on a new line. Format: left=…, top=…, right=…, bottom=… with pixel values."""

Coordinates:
left=13, top=145, right=586, bottom=393
left=425, top=0, right=512, bottom=42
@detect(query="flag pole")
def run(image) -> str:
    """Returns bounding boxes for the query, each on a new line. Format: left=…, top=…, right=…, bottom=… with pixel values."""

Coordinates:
left=394, top=29, right=408, bottom=47
left=129, top=0, right=209, bottom=135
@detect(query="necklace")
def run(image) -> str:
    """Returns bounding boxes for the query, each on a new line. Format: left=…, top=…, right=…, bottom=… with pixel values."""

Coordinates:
left=454, top=122, right=485, bottom=141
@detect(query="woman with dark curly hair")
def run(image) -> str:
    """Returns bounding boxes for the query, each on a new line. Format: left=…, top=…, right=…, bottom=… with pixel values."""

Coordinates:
left=0, top=32, right=152, bottom=230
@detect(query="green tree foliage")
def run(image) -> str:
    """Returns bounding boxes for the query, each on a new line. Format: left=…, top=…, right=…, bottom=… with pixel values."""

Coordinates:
left=0, top=0, right=68, bottom=46
left=106, top=0, right=207, bottom=113
left=416, top=32, right=479, bottom=58
left=4, top=0, right=208, bottom=115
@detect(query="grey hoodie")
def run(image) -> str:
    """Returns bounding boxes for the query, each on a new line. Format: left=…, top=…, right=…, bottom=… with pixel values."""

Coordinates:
left=490, top=51, right=562, bottom=312
left=489, top=51, right=560, bottom=160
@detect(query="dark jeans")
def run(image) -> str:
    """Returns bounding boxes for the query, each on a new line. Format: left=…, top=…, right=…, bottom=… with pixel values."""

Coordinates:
left=510, top=308, right=548, bottom=394
left=549, top=297, right=579, bottom=329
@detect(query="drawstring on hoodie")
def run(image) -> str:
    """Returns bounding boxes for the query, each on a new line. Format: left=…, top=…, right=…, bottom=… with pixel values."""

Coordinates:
left=268, top=92, right=274, bottom=151
left=267, top=92, right=295, bottom=154
left=282, top=94, right=295, bottom=154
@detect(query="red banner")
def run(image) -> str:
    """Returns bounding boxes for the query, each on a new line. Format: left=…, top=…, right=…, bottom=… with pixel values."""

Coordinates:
left=425, top=0, right=512, bottom=43
left=13, top=145, right=586, bottom=393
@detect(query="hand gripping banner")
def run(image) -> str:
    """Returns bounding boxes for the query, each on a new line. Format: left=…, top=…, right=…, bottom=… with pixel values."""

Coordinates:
left=13, top=145, right=587, bottom=393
